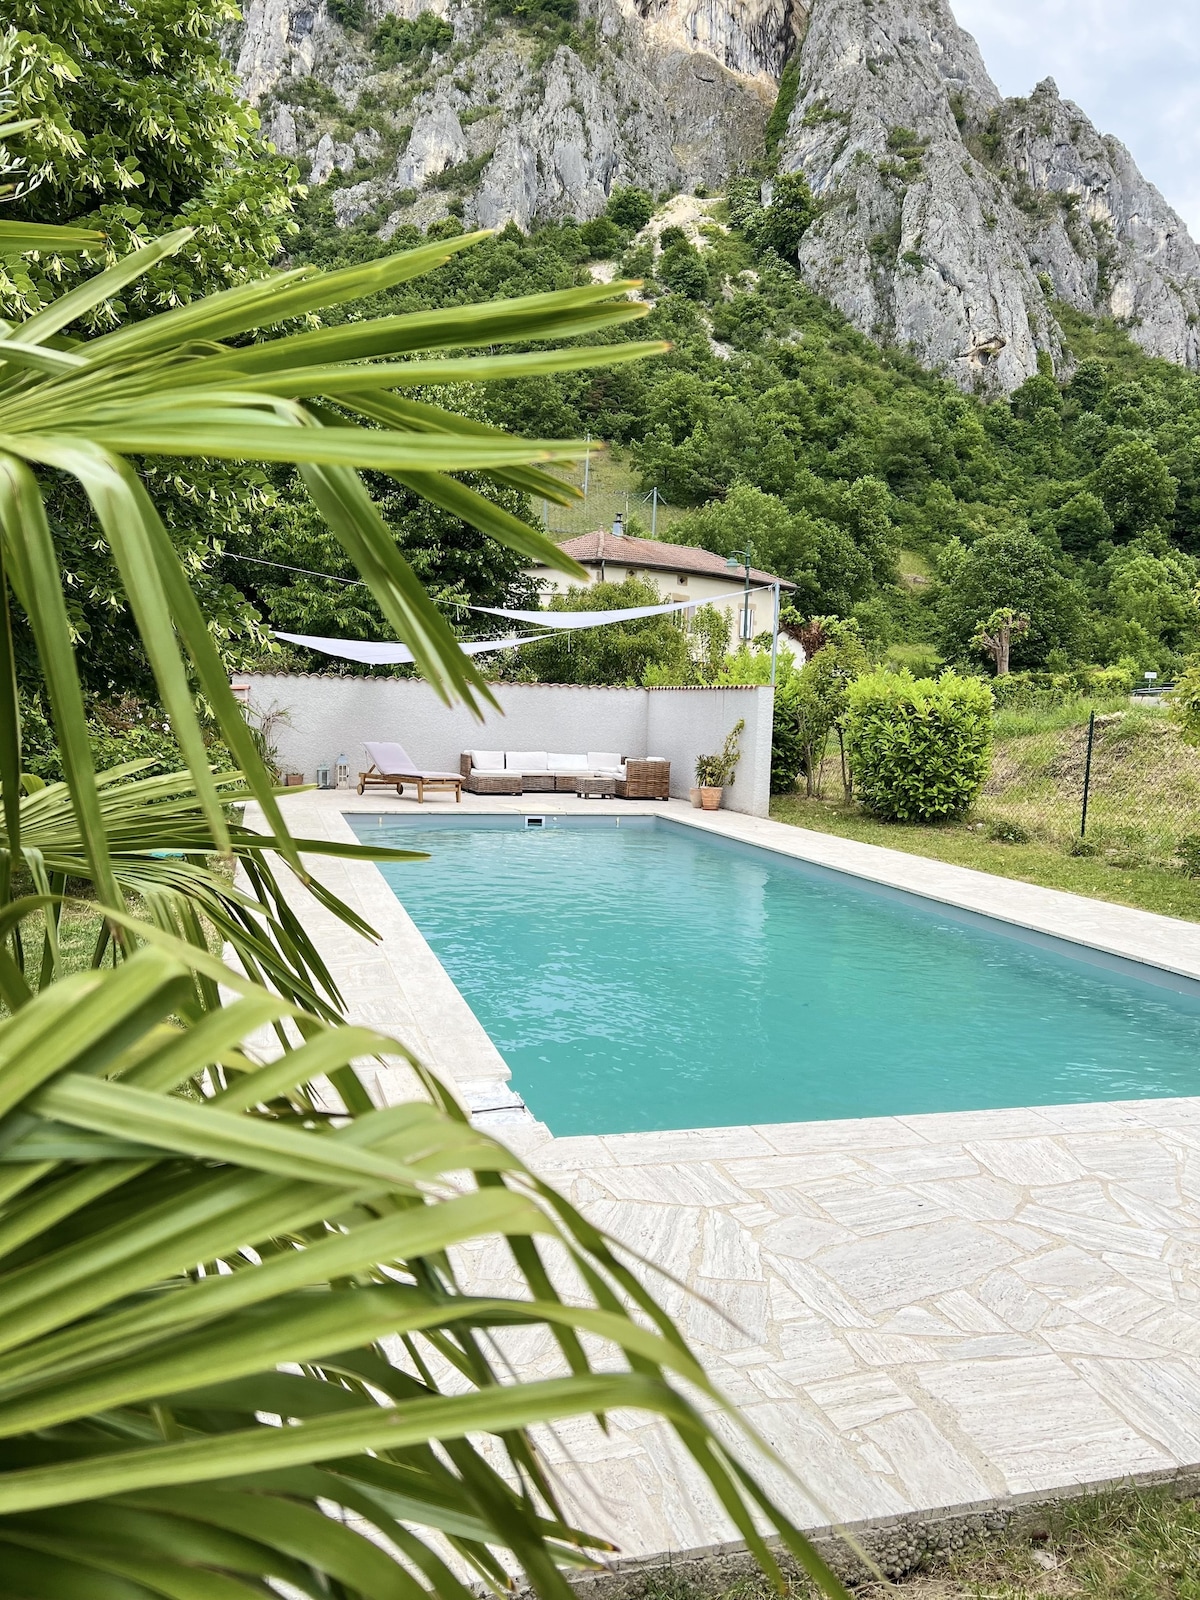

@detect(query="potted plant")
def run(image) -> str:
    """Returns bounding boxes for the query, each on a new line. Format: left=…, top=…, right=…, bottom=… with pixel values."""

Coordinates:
left=694, top=718, right=744, bottom=810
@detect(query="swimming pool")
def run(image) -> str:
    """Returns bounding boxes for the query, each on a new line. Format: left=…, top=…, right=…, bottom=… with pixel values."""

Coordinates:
left=348, top=814, right=1200, bottom=1136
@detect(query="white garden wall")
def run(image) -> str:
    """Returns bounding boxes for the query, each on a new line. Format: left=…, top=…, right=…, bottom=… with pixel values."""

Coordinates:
left=237, top=675, right=775, bottom=817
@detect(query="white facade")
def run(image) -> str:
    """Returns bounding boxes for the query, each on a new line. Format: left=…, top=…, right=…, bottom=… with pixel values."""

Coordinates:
left=526, top=530, right=801, bottom=659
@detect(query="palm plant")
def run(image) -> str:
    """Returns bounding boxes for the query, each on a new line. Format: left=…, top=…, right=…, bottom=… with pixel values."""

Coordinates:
left=0, top=207, right=848, bottom=1598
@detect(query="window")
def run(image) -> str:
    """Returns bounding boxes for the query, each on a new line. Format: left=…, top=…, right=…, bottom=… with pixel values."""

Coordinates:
left=676, top=574, right=689, bottom=585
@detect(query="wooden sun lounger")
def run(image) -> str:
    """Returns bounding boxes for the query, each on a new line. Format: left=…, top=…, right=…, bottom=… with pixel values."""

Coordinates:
left=357, top=741, right=462, bottom=803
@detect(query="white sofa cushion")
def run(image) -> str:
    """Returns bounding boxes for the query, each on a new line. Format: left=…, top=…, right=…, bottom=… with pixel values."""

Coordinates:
left=506, top=750, right=548, bottom=772
left=587, top=752, right=622, bottom=771
left=470, top=749, right=506, bottom=772
left=548, top=752, right=589, bottom=773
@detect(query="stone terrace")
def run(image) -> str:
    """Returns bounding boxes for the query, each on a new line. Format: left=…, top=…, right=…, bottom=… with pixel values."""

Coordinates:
left=251, top=790, right=1200, bottom=1556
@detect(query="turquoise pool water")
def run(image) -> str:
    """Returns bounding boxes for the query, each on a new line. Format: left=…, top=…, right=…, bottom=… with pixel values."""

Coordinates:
left=349, top=815, right=1200, bottom=1135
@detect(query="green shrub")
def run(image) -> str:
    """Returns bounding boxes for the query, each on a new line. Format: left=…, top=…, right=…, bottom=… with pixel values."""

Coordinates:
left=844, top=671, right=994, bottom=822
left=578, top=215, right=622, bottom=257
left=19, top=693, right=232, bottom=783
left=760, top=171, right=816, bottom=258
left=987, top=818, right=1031, bottom=843
left=329, top=0, right=368, bottom=28
left=771, top=688, right=805, bottom=793
left=373, top=11, right=454, bottom=69
left=1178, top=834, right=1200, bottom=876
left=764, top=59, right=801, bottom=161
left=492, top=0, right=576, bottom=24
left=606, top=185, right=653, bottom=230
left=658, top=240, right=708, bottom=298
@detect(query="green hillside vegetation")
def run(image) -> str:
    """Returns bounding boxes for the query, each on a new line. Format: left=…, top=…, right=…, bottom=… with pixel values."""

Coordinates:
left=261, top=177, right=1200, bottom=686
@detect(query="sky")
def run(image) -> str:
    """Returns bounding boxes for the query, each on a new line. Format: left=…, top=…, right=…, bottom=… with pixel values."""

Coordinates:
left=951, top=1, right=1200, bottom=238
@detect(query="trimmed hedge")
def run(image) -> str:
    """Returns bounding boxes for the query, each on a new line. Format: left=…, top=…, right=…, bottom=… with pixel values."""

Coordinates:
left=844, top=671, right=993, bottom=822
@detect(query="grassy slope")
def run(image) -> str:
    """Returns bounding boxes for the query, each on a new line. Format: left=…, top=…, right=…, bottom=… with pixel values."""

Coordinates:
left=770, top=796, right=1200, bottom=921
left=542, top=447, right=689, bottom=537
left=772, top=702, right=1200, bottom=922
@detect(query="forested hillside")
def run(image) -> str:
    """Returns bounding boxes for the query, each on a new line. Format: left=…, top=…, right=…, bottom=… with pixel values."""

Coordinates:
left=10, top=0, right=1200, bottom=717
left=239, top=177, right=1200, bottom=683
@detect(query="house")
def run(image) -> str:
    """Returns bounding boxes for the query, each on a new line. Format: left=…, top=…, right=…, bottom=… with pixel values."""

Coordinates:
left=528, top=518, right=799, bottom=654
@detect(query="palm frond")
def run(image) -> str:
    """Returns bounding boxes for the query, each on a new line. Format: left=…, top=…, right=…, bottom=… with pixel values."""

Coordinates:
left=3, top=762, right=426, bottom=1019
left=0, top=228, right=849, bottom=1600
left=0, top=948, right=849, bottom=1600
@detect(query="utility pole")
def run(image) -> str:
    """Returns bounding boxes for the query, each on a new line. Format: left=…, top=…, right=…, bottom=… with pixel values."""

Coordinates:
left=726, top=547, right=755, bottom=643
left=770, top=580, right=780, bottom=686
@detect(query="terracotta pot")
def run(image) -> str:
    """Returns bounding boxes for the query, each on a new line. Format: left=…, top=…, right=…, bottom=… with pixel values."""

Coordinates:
left=699, top=786, right=723, bottom=811
left=688, top=786, right=702, bottom=808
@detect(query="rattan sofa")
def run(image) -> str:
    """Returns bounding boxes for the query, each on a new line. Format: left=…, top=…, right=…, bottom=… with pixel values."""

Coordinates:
left=460, top=750, right=669, bottom=798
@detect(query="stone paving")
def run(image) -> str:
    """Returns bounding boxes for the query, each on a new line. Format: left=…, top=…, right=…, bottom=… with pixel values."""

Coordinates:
left=252, top=791, right=1200, bottom=1556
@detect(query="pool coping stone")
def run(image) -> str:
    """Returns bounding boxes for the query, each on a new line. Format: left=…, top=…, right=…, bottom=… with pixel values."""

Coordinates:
left=243, top=789, right=1200, bottom=1562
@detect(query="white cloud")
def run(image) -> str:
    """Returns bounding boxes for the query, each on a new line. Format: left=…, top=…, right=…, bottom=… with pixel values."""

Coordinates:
left=951, top=0, right=1200, bottom=237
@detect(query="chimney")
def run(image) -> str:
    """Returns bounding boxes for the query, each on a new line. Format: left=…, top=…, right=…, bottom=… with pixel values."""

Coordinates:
left=612, top=512, right=624, bottom=538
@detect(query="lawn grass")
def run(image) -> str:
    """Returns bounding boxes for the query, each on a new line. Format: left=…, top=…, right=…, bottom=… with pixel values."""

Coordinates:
left=639, top=1489, right=1200, bottom=1600
left=772, top=699, right=1200, bottom=921
left=770, top=794, right=1200, bottom=921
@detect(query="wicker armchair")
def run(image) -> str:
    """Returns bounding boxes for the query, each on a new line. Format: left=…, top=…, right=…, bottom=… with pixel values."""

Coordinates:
left=616, top=758, right=670, bottom=800
left=460, top=753, right=522, bottom=795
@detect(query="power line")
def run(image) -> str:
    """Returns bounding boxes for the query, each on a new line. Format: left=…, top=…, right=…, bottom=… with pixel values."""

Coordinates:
left=222, top=553, right=367, bottom=587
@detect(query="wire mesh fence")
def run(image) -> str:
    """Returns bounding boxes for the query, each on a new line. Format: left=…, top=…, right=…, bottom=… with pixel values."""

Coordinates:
left=800, top=698, right=1200, bottom=870
left=973, top=702, right=1200, bottom=867
left=538, top=486, right=667, bottom=538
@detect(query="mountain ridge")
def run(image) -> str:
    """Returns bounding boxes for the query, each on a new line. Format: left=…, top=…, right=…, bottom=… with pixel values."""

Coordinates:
left=233, top=0, right=1200, bottom=390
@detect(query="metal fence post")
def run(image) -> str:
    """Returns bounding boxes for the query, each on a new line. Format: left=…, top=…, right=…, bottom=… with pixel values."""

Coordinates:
left=1080, top=708, right=1096, bottom=837
left=651, top=486, right=658, bottom=537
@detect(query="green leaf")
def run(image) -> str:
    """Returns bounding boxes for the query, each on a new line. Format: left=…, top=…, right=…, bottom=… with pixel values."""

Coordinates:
left=11, top=231, right=194, bottom=345
left=0, top=222, right=106, bottom=258
left=0, top=1372, right=697, bottom=1512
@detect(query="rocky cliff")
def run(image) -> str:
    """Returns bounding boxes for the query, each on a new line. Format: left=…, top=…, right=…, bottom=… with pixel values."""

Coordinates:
left=778, top=0, right=1200, bottom=389
left=235, top=0, right=792, bottom=232
left=232, top=0, right=1200, bottom=389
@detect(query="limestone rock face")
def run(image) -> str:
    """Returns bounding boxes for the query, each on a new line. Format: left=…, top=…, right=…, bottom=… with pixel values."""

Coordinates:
left=993, top=78, right=1200, bottom=370
left=615, top=0, right=808, bottom=83
left=231, top=0, right=1200, bottom=388
left=234, top=0, right=776, bottom=232
left=775, top=0, right=1200, bottom=388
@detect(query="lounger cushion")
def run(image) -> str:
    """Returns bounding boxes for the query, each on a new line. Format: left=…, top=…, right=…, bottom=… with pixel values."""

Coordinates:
left=365, top=740, right=418, bottom=774
left=548, top=752, right=589, bottom=773
left=363, top=741, right=459, bottom=780
left=506, top=750, right=548, bottom=772
left=587, top=752, right=622, bottom=771
left=470, top=749, right=506, bottom=772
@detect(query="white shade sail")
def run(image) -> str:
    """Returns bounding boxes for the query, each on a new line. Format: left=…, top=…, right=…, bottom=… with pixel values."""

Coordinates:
left=272, top=631, right=555, bottom=664
left=271, top=580, right=778, bottom=665
left=473, top=584, right=770, bottom=630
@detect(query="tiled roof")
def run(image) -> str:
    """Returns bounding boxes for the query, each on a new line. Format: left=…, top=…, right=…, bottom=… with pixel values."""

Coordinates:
left=545, top=530, right=795, bottom=589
